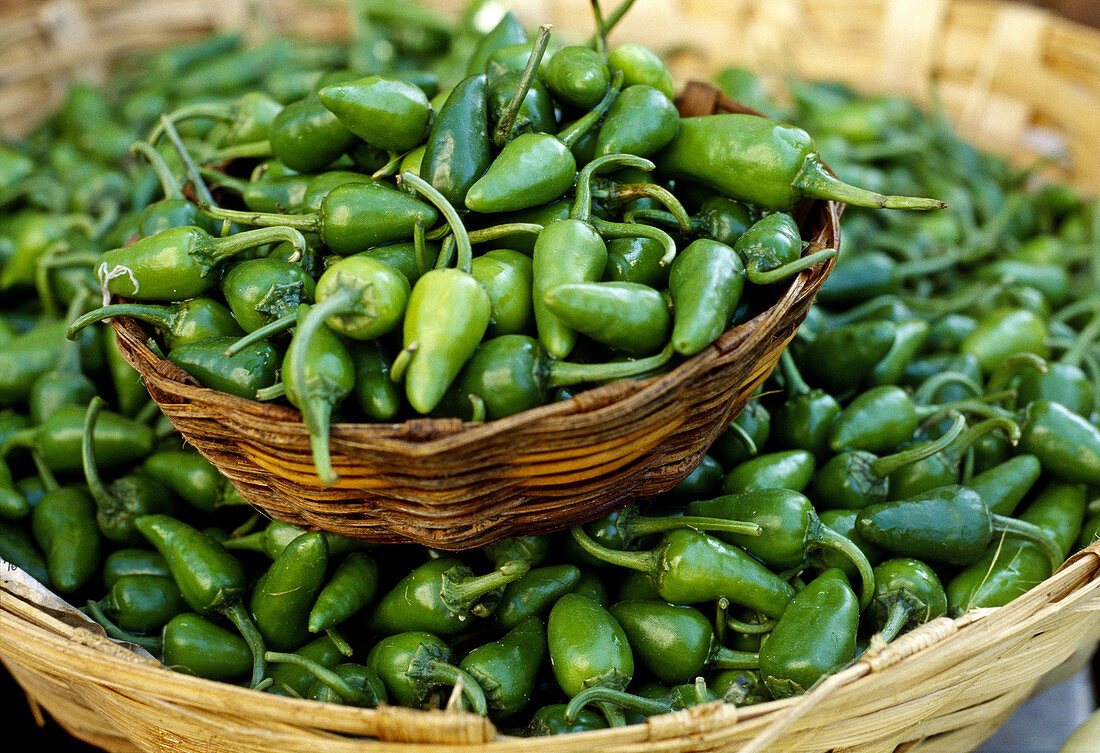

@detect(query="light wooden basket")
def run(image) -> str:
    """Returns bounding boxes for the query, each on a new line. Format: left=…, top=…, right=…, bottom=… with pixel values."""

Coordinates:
left=1, top=1, right=1099, bottom=752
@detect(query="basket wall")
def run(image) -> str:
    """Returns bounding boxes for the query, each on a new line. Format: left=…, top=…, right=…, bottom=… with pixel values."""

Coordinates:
left=1, top=543, right=1097, bottom=753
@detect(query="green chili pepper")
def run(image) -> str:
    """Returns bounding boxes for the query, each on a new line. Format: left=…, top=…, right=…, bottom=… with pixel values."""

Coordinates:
left=317, top=75, right=430, bottom=152
left=470, top=248, right=533, bottom=337
left=967, top=454, right=1042, bottom=516
left=308, top=551, right=379, bottom=634
left=82, top=397, right=175, bottom=545
left=96, top=224, right=306, bottom=302
left=814, top=509, right=885, bottom=583
left=493, top=564, right=581, bottom=631
left=94, top=574, right=185, bottom=635
left=134, top=514, right=267, bottom=687
left=368, top=555, right=529, bottom=637
left=654, top=113, right=946, bottom=212
left=140, top=449, right=240, bottom=513
left=867, top=558, right=947, bottom=643
left=570, top=526, right=795, bottom=619
left=770, top=349, right=841, bottom=458
left=793, top=319, right=899, bottom=394
left=102, top=548, right=170, bottom=590
left=961, top=307, right=1049, bottom=374
left=268, top=94, right=358, bottom=173
left=0, top=519, right=51, bottom=585
left=542, top=281, right=670, bottom=355
left=459, top=615, right=546, bottom=720
left=527, top=703, right=607, bottom=735
left=722, top=449, right=817, bottom=494
left=29, top=290, right=96, bottom=424
left=365, top=631, right=487, bottom=713
left=667, top=238, right=745, bottom=356
left=947, top=481, right=1086, bottom=613
left=251, top=532, right=329, bottom=652
left=224, top=519, right=363, bottom=560
left=758, top=568, right=859, bottom=698
left=1018, top=400, right=1100, bottom=485
left=610, top=600, right=757, bottom=685
left=220, top=257, right=316, bottom=334
left=687, top=488, right=875, bottom=608
left=391, top=172, right=492, bottom=414
left=265, top=634, right=346, bottom=697
left=466, top=11, right=528, bottom=76
left=811, top=412, right=966, bottom=510
left=421, top=73, right=492, bottom=206
left=167, top=336, right=280, bottom=400
left=4, top=403, right=154, bottom=474
left=161, top=613, right=253, bottom=682
left=200, top=181, right=437, bottom=256
left=547, top=593, right=634, bottom=727
left=856, top=484, right=1062, bottom=570
left=711, top=400, right=771, bottom=469
left=31, top=485, right=101, bottom=594
left=68, top=298, right=243, bottom=351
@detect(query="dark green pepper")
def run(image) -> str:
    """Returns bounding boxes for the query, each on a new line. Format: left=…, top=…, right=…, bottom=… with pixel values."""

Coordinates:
left=318, top=75, right=431, bottom=152
left=308, top=551, right=379, bottom=634
left=251, top=532, right=329, bottom=652
left=31, top=485, right=101, bottom=594
left=867, top=558, right=947, bottom=643
left=421, top=73, right=492, bottom=206
left=365, top=631, right=487, bottom=713
left=167, top=336, right=280, bottom=400
left=161, top=613, right=252, bottom=682
left=459, top=616, right=546, bottom=720
left=94, top=574, right=185, bottom=634
left=68, top=298, right=243, bottom=350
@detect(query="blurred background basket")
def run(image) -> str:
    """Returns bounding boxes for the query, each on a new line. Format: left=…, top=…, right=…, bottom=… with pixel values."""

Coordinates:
left=1, top=1, right=1099, bottom=753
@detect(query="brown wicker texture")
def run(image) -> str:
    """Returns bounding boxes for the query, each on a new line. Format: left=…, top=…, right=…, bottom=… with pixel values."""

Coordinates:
left=1, top=1, right=1099, bottom=753
left=2, top=542, right=1098, bottom=753
left=106, top=78, right=837, bottom=549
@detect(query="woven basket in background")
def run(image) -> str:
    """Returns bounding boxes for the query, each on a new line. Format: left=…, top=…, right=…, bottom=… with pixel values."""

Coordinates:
left=0, top=1, right=1098, bottom=753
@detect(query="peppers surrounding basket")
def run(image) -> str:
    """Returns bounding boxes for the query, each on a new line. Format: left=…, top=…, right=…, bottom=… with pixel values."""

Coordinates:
left=0, top=0, right=1098, bottom=738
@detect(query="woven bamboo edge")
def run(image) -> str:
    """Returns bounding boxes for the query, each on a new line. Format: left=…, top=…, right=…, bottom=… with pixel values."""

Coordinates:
left=1, top=541, right=1097, bottom=753
left=3, top=1, right=1100, bottom=196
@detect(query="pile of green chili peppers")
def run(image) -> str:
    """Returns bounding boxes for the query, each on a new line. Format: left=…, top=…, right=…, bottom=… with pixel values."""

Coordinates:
left=0, top=0, right=1098, bottom=737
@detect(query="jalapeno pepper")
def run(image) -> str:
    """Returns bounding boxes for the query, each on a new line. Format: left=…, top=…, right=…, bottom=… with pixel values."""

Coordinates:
left=867, top=558, right=947, bottom=643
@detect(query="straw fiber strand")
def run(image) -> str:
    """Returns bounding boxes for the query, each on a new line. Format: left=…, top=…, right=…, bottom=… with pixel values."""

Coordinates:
left=2, top=542, right=1097, bottom=752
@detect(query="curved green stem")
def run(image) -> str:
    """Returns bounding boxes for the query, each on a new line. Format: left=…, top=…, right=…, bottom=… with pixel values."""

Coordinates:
left=569, top=525, right=655, bottom=573
left=868, top=412, right=966, bottom=478
left=810, top=519, right=876, bottom=610
left=913, top=371, right=983, bottom=405
left=711, top=646, right=760, bottom=670
left=441, top=560, right=530, bottom=613
left=795, top=154, right=946, bottom=211
left=495, top=25, right=554, bottom=148
left=400, top=172, right=472, bottom=274
left=84, top=600, right=162, bottom=653
left=727, top=615, right=776, bottom=635
left=877, top=601, right=912, bottom=644
left=148, top=103, right=236, bottom=145
left=571, top=152, right=654, bottom=223
left=208, top=139, right=273, bottom=163
left=547, top=342, right=674, bottom=388
left=989, top=514, right=1063, bottom=573
left=408, top=654, right=488, bottom=715
left=264, top=651, right=378, bottom=706
left=160, top=114, right=216, bottom=207
left=557, top=71, right=623, bottom=150
left=224, top=312, right=297, bottom=357
left=626, top=514, right=762, bottom=539
left=131, top=141, right=186, bottom=200
left=746, top=248, right=836, bottom=285
left=223, top=602, right=267, bottom=689
left=589, top=216, right=677, bottom=266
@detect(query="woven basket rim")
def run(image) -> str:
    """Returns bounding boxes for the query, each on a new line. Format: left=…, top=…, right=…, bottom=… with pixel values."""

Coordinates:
left=1, top=540, right=1097, bottom=748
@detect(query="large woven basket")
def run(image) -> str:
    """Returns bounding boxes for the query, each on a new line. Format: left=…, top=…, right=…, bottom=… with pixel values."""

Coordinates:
left=2, top=1, right=1099, bottom=753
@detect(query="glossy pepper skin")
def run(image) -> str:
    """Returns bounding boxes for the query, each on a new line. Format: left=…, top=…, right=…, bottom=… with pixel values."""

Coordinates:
left=160, top=613, right=252, bottom=682
left=4, top=404, right=154, bottom=474
left=167, top=336, right=280, bottom=400
left=68, top=298, right=243, bottom=351
left=459, top=616, right=547, bottom=721
left=251, top=532, right=329, bottom=652
left=134, top=514, right=267, bottom=688
left=668, top=238, right=745, bottom=356
left=368, top=556, right=529, bottom=637
left=308, top=551, right=379, bottom=635
left=594, top=85, right=679, bottom=158
left=269, top=94, right=358, bottom=173
left=220, top=257, right=316, bottom=334
left=96, top=225, right=306, bottom=302
left=31, top=486, right=101, bottom=594
left=365, top=631, right=486, bottom=713
left=493, top=564, right=581, bottom=631
left=570, top=526, right=795, bottom=619
left=318, top=75, right=431, bottom=152
left=95, top=574, right=186, bottom=634
left=542, top=281, right=670, bottom=355
left=547, top=593, right=634, bottom=727
left=1018, top=400, right=1100, bottom=486
left=758, top=569, right=859, bottom=698
left=867, top=558, right=947, bottom=643
left=653, top=113, right=945, bottom=212
left=610, top=600, right=758, bottom=685
left=421, top=74, right=492, bottom=207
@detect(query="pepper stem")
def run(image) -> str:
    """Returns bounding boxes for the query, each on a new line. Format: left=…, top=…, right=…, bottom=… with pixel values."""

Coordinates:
left=989, top=514, right=1063, bottom=572
left=407, top=647, right=488, bottom=715
left=727, top=615, right=776, bottom=634
left=711, top=646, right=760, bottom=670
left=264, top=651, right=377, bottom=706
left=495, top=25, right=554, bottom=148
left=548, top=342, right=674, bottom=388
left=809, top=518, right=876, bottom=610
left=589, top=216, right=677, bottom=266
left=625, top=514, right=762, bottom=539
left=793, top=154, right=947, bottom=210
left=83, top=600, right=162, bottom=653
left=778, top=349, right=811, bottom=398
left=68, top=303, right=179, bottom=343
left=208, top=139, right=273, bottom=163
left=159, top=114, right=217, bottom=208
left=148, top=103, right=236, bottom=145
left=913, top=372, right=983, bottom=405
left=569, top=525, right=656, bottom=574
left=207, top=225, right=307, bottom=266
left=746, top=248, right=836, bottom=285
left=224, top=312, right=297, bottom=357
left=440, top=560, right=530, bottom=614
left=222, top=601, right=267, bottom=689
left=571, top=152, right=654, bottom=222
left=597, top=180, right=693, bottom=235
left=565, top=686, right=668, bottom=725
left=1059, top=310, right=1100, bottom=369
left=198, top=203, right=319, bottom=234
left=877, top=601, right=912, bottom=644
left=130, top=141, right=186, bottom=200
left=868, top=412, right=966, bottom=478
left=557, top=71, right=623, bottom=150
left=399, top=172, right=473, bottom=274
left=81, top=397, right=121, bottom=520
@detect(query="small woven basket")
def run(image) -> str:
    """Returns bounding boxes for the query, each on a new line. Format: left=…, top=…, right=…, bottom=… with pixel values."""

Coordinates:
left=106, top=82, right=837, bottom=549
left=2, top=2, right=1099, bottom=753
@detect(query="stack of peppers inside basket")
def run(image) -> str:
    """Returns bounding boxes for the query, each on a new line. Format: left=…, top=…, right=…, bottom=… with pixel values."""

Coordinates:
left=0, top=0, right=1098, bottom=736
